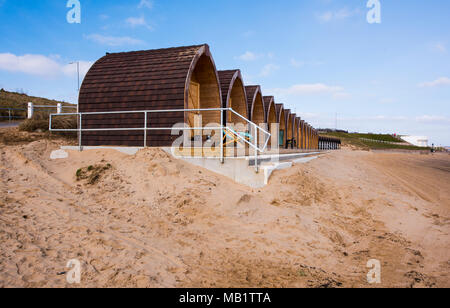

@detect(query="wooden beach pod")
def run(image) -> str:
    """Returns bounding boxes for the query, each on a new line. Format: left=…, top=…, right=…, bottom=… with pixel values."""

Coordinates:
left=306, top=124, right=311, bottom=149
left=301, top=120, right=306, bottom=149
left=295, top=117, right=301, bottom=149
left=275, top=104, right=286, bottom=148
left=284, top=109, right=292, bottom=149
left=78, top=44, right=222, bottom=147
left=290, top=113, right=297, bottom=149
left=245, top=86, right=265, bottom=126
left=263, top=96, right=276, bottom=125
left=218, top=70, right=248, bottom=125
left=263, top=96, right=277, bottom=148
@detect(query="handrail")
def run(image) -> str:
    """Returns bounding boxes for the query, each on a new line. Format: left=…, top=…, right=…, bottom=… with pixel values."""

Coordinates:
left=49, top=108, right=271, bottom=172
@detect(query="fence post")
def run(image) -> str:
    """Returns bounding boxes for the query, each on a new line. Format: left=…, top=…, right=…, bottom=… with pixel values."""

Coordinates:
left=27, top=102, right=34, bottom=119
left=144, top=111, right=147, bottom=148
left=254, top=124, right=258, bottom=173
left=8, top=108, right=11, bottom=122
left=57, top=103, right=62, bottom=114
left=79, top=113, right=82, bottom=151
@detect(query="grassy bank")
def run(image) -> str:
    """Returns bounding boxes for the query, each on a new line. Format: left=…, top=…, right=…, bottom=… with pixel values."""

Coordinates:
left=321, top=131, right=431, bottom=151
left=0, top=89, right=76, bottom=122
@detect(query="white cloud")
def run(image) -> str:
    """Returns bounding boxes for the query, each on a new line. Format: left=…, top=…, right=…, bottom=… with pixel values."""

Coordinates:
left=237, top=51, right=260, bottom=61
left=431, top=42, right=446, bottom=53
left=415, top=115, right=450, bottom=123
left=290, top=59, right=305, bottom=68
left=290, top=59, right=325, bottom=68
left=126, top=16, right=153, bottom=30
left=84, top=34, right=145, bottom=46
left=242, top=30, right=255, bottom=38
left=260, top=64, right=280, bottom=77
left=418, top=77, right=450, bottom=88
left=317, top=8, right=360, bottom=23
left=379, top=98, right=396, bottom=104
left=333, top=92, right=351, bottom=100
left=0, top=53, right=61, bottom=76
left=0, top=53, right=93, bottom=78
left=138, top=0, right=153, bottom=9
left=271, top=83, right=344, bottom=96
left=236, top=51, right=275, bottom=62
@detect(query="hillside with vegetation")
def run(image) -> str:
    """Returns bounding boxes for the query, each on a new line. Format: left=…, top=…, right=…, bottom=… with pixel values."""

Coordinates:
left=0, top=89, right=75, bottom=121
left=321, top=131, right=431, bottom=151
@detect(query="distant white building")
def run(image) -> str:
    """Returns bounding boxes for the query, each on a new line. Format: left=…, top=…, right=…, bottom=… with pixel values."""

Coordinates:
left=400, top=136, right=429, bottom=147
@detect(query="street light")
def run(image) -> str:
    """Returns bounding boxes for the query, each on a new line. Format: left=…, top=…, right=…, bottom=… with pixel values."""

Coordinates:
left=69, top=61, right=80, bottom=112
left=69, top=61, right=80, bottom=92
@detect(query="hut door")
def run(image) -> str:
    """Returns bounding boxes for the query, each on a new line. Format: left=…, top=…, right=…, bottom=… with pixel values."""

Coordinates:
left=188, top=81, right=201, bottom=138
left=279, top=130, right=284, bottom=147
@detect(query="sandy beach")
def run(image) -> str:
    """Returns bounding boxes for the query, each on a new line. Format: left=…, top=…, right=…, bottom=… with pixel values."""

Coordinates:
left=0, top=131, right=449, bottom=288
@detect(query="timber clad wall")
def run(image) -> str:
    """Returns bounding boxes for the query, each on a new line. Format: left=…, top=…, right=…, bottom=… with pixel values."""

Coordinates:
left=78, top=43, right=336, bottom=148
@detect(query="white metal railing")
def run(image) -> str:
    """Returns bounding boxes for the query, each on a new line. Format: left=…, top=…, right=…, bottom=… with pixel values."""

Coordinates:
left=49, top=108, right=271, bottom=172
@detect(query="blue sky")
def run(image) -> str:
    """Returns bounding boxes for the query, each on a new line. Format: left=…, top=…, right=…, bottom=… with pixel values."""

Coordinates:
left=0, top=0, right=449, bottom=145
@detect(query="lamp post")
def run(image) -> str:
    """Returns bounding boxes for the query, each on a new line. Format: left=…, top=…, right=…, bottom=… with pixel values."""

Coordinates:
left=70, top=61, right=80, bottom=112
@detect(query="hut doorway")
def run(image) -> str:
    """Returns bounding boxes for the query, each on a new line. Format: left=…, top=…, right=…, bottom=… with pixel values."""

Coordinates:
left=276, top=105, right=286, bottom=149
left=188, top=81, right=201, bottom=140
left=279, top=130, right=284, bottom=147
left=187, top=54, right=222, bottom=147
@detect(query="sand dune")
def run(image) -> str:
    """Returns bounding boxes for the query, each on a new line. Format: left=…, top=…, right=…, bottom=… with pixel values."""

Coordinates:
left=0, top=135, right=449, bottom=288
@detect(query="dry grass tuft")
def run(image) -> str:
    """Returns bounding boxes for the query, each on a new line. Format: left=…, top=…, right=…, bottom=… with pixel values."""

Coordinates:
left=19, top=112, right=77, bottom=133
left=76, top=164, right=113, bottom=185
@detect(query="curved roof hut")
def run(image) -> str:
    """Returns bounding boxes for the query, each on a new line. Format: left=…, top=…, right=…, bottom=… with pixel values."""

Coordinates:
left=245, top=86, right=265, bottom=126
left=78, top=44, right=222, bottom=147
left=284, top=109, right=292, bottom=148
left=300, top=120, right=306, bottom=149
left=289, top=113, right=297, bottom=148
left=275, top=104, right=286, bottom=147
left=263, top=96, right=276, bottom=125
left=218, top=70, right=248, bottom=125
left=263, top=96, right=277, bottom=148
left=306, top=124, right=311, bottom=149
left=295, top=117, right=301, bottom=149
